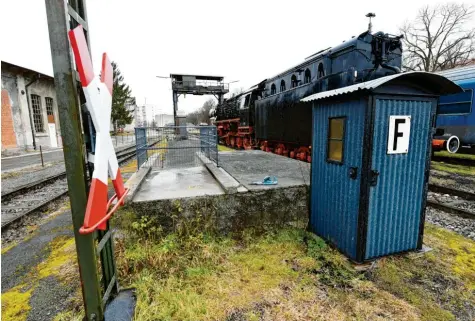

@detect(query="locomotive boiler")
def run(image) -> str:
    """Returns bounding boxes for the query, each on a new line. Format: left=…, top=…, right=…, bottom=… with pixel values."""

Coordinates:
left=213, top=24, right=403, bottom=161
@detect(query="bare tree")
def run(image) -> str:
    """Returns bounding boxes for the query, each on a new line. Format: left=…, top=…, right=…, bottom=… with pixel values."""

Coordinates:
left=400, top=3, right=475, bottom=71
left=230, top=87, right=245, bottom=98
left=186, top=98, right=216, bottom=125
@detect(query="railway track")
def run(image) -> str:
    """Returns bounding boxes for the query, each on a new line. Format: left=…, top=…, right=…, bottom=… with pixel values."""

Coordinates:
left=427, top=183, right=475, bottom=220
left=1, top=144, right=139, bottom=230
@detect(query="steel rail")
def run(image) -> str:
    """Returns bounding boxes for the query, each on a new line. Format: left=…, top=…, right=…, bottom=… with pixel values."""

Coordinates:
left=1, top=152, right=138, bottom=230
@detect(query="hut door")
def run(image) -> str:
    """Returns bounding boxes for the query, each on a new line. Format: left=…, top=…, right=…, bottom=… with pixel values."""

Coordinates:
left=310, top=100, right=366, bottom=259
left=365, top=98, right=433, bottom=260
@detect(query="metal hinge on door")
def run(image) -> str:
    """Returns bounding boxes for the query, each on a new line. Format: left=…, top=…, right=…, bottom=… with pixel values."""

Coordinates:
left=370, top=170, right=379, bottom=186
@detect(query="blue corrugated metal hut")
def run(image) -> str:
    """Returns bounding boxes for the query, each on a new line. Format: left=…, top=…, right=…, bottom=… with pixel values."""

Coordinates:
left=301, top=72, right=461, bottom=263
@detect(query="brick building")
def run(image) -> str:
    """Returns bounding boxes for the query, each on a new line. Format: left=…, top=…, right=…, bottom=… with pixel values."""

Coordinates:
left=1, top=61, right=62, bottom=152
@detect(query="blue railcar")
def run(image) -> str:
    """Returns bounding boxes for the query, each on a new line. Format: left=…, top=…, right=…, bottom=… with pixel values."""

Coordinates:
left=433, top=65, right=475, bottom=152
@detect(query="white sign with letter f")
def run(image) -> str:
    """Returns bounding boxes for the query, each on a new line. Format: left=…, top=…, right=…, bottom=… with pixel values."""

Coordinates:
left=387, top=115, right=411, bottom=154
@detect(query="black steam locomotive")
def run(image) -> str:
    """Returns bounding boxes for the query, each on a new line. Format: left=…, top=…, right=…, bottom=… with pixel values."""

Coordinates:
left=212, top=26, right=403, bottom=161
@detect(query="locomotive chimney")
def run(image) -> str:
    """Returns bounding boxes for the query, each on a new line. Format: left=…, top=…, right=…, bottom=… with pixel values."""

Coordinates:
left=366, top=12, right=376, bottom=33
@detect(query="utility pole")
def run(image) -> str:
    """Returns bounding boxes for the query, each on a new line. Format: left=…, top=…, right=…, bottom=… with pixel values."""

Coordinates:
left=44, top=0, right=104, bottom=319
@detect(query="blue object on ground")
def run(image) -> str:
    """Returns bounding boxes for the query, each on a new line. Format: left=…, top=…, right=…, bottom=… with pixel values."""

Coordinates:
left=250, top=176, right=278, bottom=185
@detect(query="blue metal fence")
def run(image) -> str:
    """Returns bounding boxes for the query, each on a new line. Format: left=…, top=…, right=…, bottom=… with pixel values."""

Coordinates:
left=135, top=127, right=148, bottom=169
left=135, top=126, right=218, bottom=169
left=200, top=126, right=218, bottom=166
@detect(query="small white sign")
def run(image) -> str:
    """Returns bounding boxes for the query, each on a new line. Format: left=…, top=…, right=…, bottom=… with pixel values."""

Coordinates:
left=387, top=116, right=411, bottom=154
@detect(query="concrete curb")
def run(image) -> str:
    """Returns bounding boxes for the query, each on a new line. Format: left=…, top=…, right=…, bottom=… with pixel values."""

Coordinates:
left=124, top=166, right=151, bottom=203
left=197, top=153, right=247, bottom=194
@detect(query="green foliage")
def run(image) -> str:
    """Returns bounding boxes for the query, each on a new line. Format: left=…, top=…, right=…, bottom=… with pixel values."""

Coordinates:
left=110, top=62, right=135, bottom=132
left=55, top=221, right=475, bottom=320
left=431, top=161, right=475, bottom=176
left=305, top=233, right=359, bottom=288
left=434, top=150, right=475, bottom=161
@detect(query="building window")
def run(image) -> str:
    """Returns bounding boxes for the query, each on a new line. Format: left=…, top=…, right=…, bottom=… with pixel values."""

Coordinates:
left=280, top=79, right=286, bottom=92
left=438, top=89, right=473, bottom=115
left=304, top=68, right=311, bottom=83
left=45, top=97, right=54, bottom=115
left=271, top=83, right=276, bottom=95
left=318, top=63, right=325, bottom=79
left=327, top=117, right=345, bottom=163
left=31, top=94, right=44, bottom=132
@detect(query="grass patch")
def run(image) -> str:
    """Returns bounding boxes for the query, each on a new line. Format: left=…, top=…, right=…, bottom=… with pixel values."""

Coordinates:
left=431, top=161, right=475, bottom=176
left=1, top=171, right=21, bottom=179
left=434, top=150, right=475, bottom=160
left=104, top=213, right=475, bottom=320
left=218, top=144, right=234, bottom=152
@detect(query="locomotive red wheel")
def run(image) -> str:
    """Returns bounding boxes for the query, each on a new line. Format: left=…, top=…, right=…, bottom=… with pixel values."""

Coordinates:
left=260, top=141, right=268, bottom=151
left=290, top=151, right=295, bottom=158
left=236, top=137, right=243, bottom=149
left=243, top=138, right=252, bottom=150
left=275, top=143, right=286, bottom=156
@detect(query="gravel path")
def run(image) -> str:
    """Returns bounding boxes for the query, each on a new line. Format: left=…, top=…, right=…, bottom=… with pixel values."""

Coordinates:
left=1, top=209, right=73, bottom=292
left=1, top=163, right=66, bottom=195
left=425, top=207, right=475, bottom=240
left=1, top=162, right=135, bottom=321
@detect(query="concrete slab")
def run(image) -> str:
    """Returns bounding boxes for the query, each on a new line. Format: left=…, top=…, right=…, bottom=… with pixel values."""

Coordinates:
left=197, top=153, right=244, bottom=194
left=124, top=166, right=151, bottom=203
left=133, top=166, right=224, bottom=202
left=130, top=150, right=310, bottom=233
left=218, top=150, right=311, bottom=191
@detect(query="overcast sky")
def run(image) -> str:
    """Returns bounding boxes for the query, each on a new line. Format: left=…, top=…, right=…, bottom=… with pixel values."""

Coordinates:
left=2, top=0, right=474, bottom=120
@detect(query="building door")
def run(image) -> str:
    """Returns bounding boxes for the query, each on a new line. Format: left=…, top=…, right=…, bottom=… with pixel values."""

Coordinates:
left=46, top=97, right=58, bottom=148
left=310, top=99, right=366, bottom=259
left=48, top=123, right=58, bottom=147
left=365, top=98, right=434, bottom=259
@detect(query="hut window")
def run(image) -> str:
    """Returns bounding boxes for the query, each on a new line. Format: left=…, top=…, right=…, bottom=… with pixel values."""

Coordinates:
left=327, top=117, right=345, bottom=163
left=271, top=83, right=276, bottom=95
left=318, top=63, right=325, bottom=79
left=291, top=75, right=298, bottom=88
left=280, top=80, right=286, bottom=92
left=304, top=69, right=311, bottom=83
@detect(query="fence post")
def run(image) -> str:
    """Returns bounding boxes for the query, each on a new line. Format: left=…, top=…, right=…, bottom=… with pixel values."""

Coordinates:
left=40, top=145, right=44, bottom=167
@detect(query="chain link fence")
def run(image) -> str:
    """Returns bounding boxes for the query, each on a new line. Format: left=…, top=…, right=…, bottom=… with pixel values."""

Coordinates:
left=135, top=126, right=218, bottom=170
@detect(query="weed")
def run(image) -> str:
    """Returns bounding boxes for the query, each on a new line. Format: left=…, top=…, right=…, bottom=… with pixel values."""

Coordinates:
left=218, top=145, right=234, bottom=152
left=434, top=150, right=475, bottom=161
left=431, top=161, right=475, bottom=176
